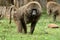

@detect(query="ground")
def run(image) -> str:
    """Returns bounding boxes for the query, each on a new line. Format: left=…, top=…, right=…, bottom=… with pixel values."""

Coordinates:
left=0, top=10, right=60, bottom=40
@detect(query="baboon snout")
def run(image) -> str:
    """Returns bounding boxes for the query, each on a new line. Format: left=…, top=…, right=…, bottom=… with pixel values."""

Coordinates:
left=32, top=9, right=37, bottom=16
left=32, top=10, right=36, bottom=16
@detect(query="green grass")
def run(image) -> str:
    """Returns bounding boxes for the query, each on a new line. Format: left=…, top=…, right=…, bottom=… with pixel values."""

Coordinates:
left=0, top=11, right=60, bottom=40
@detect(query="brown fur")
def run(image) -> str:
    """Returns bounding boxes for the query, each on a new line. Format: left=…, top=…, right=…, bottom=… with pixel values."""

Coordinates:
left=12, top=1, right=42, bottom=34
left=24, top=0, right=41, bottom=4
left=47, top=1, right=60, bottom=21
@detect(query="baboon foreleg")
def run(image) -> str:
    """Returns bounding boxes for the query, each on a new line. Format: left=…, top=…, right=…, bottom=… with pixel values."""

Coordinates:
left=53, top=15, right=56, bottom=21
left=53, top=11, right=58, bottom=21
left=30, top=21, right=37, bottom=34
left=21, top=20, right=27, bottom=34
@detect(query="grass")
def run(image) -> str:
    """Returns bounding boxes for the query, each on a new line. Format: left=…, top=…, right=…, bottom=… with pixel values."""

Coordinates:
left=0, top=11, right=60, bottom=40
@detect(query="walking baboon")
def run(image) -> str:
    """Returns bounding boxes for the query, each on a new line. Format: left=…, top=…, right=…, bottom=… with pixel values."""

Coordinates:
left=47, top=1, right=60, bottom=21
left=11, top=1, right=42, bottom=34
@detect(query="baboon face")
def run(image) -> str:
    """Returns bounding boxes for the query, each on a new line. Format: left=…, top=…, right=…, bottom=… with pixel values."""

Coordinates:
left=26, top=3, right=40, bottom=18
left=26, top=8, right=38, bottom=17
left=31, top=9, right=38, bottom=16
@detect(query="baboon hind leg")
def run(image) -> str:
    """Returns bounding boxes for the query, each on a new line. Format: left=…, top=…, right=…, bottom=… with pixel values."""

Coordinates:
left=14, top=20, right=23, bottom=33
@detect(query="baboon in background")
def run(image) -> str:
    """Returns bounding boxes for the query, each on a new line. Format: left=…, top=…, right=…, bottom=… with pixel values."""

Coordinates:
left=47, top=1, right=60, bottom=21
left=0, top=6, right=6, bottom=19
left=11, top=1, right=42, bottom=34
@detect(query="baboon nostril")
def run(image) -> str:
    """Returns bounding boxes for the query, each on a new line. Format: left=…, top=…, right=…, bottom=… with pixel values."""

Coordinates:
left=32, top=9, right=37, bottom=16
left=32, top=12, right=36, bottom=16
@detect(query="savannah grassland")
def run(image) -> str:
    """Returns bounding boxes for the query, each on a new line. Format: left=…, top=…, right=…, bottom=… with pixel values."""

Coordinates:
left=0, top=10, right=60, bottom=40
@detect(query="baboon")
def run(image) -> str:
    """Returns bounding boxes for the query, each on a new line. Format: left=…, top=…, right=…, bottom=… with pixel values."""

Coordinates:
left=0, top=6, right=6, bottom=19
left=11, top=1, right=42, bottom=34
left=47, top=1, right=60, bottom=21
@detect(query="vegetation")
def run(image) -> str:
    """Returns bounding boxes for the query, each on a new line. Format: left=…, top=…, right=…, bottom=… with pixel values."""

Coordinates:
left=0, top=11, right=60, bottom=40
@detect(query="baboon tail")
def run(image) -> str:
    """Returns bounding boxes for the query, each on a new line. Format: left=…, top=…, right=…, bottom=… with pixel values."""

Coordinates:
left=9, top=6, right=13, bottom=24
